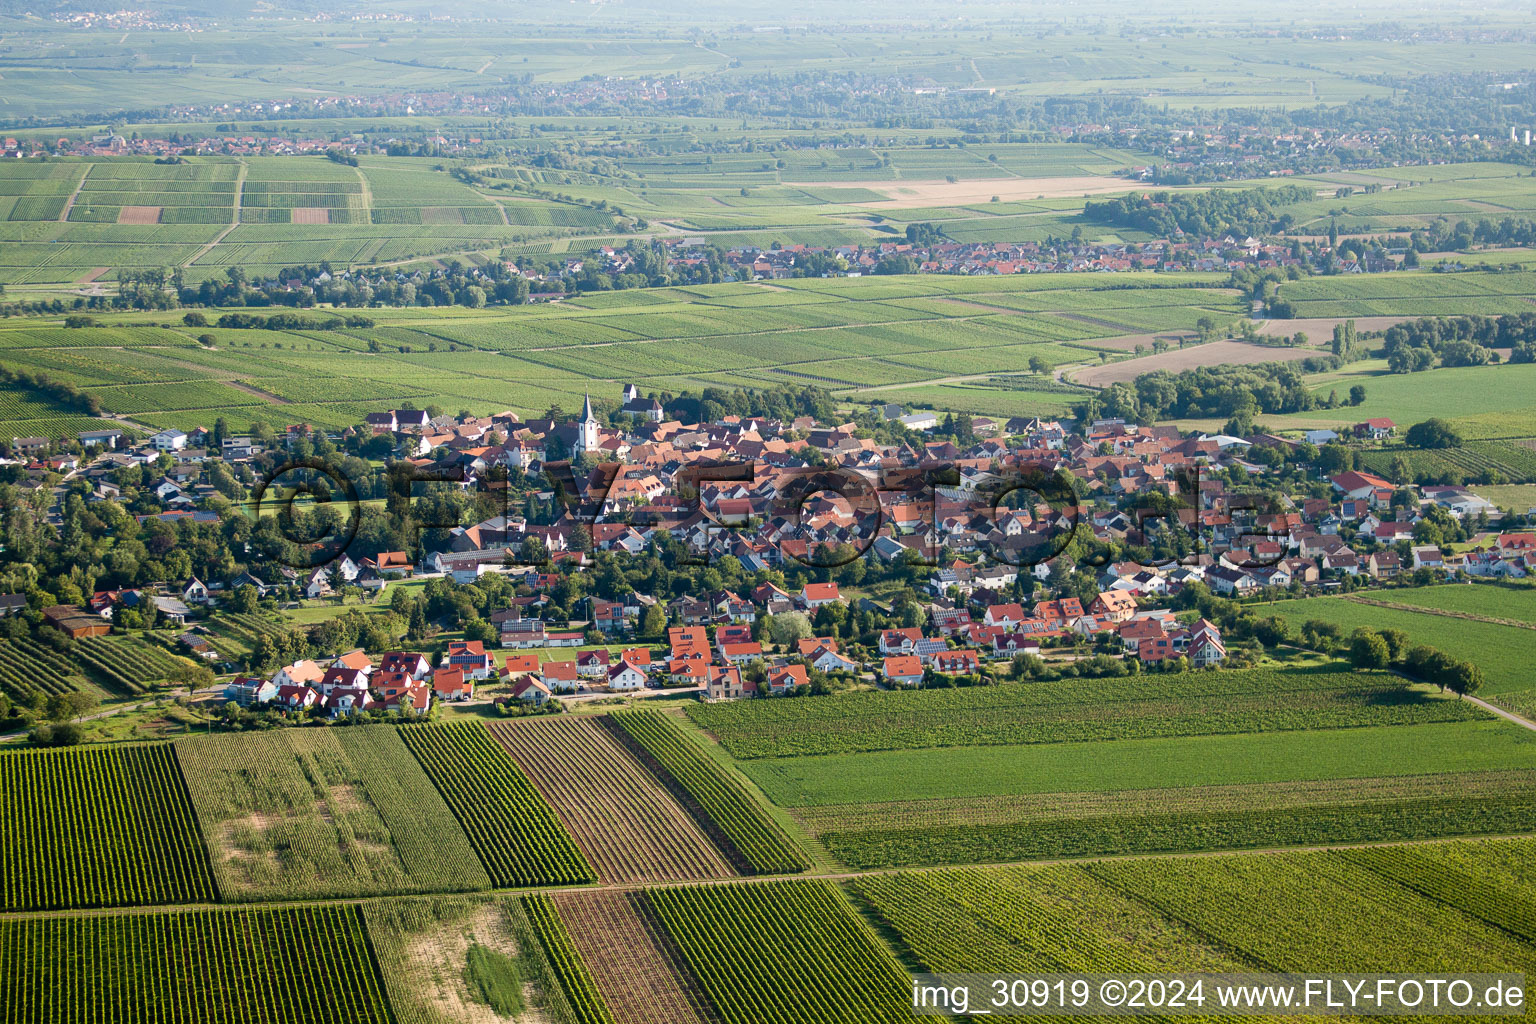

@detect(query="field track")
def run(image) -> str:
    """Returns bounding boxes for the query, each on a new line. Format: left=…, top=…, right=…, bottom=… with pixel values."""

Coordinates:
left=491, top=718, right=735, bottom=884
left=553, top=888, right=718, bottom=1024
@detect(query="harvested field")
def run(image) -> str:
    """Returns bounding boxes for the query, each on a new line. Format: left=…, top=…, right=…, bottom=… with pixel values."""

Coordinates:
left=116, top=205, right=161, bottom=224
left=552, top=889, right=717, bottom=1024
left=491, top=718, right=734, bottom=884
left=1071, top=339, right=1315, bottom=386
left=291, top=207, right=330, bottom=224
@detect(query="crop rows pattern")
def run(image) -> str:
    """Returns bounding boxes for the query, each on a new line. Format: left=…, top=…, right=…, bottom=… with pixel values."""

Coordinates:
left=607, top=711, right=809, bottom=875
left=0, top=744, right=214, bottom=911
left=0, top=905, right=393, bottom=1023
left=686, top=667, right=1478, bottom=759
left=491, top=718, right=733, bottom=883
left=523, top=893, right=617, bottom=1024
left=645, top=880, right=920, bottom=1024
left=400, top=721, right=595, bottom=887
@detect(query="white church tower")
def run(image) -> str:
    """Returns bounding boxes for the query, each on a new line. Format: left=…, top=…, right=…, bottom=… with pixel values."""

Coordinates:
left=576, top=392, right=600, bottom=453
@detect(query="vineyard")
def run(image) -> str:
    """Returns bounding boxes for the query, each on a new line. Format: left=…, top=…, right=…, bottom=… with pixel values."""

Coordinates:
left=552, top=889, right=717, bottom=1024
left=1085, top=848, right=1536, bottom=974
left=853, top=864, right=1246, bottom=976
left=177, top=727, right=489, bottom=901
left=71, top=635, right=196, bottom=694
left=1, top=905, right=394, bottom=1024
left=523, top=893, right=618, bottom=1024
left=607, top=711, right=810, bottom=875
left=491, top=718, right=734, bottom=884
left=850, top=841, right=1536, bottom=1001
left=685, top=665, right=1483, bottom=759
left=1337, top=838, right=1536, bottom=942
left=0, top=744, right=214, bottom=912
left=818, top=785, right=1536, bottom=869
left=398, top=721, right=595, bottom=888
left=644, top=880, right=920, bottom=1024
left=0, top=636, right=87, bottom=702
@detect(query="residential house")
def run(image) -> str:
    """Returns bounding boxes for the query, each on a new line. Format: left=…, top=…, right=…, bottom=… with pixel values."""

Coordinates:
left=800, top=582, right=842, bottom=608
left=1089, top=590, right=1137, bottom=623
left=431, top=667, right=473, bottom=701
left=706, top=666, right=747, bottom=700
left=224, top=677, right=277, bottom=707
left=1187, top=619, right=1226, bottom=667
left=443, top=640, right=494, bottom=679
left=882, top=655, right=925, bottom=687
left=606, top=660, right=649, bottom=691
left=542, top=659, right=581, bottom=693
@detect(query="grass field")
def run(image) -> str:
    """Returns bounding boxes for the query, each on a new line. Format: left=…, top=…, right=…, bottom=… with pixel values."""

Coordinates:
left=740, top=720, right=1535, bottom=807
left=176, top=727, right=489, bottom=901
left=1264, top=595, right=1536, bottom=704
left=1370, top=583, right=1536, bottom=625
left=363, top=895, right=558, bottom=1024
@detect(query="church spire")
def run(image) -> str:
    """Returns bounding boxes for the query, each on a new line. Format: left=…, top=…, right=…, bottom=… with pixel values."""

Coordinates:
left=581, top=392, right=594, bottom=422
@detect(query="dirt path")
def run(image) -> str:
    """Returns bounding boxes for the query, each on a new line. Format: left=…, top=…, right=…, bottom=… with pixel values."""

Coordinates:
left=57, top=163, right=91, bottom=223
left=185, top=159, right=246, bottom=267
left=226, top=380, right=290, bottom=404
left=351, top=164, right=373, bottom=222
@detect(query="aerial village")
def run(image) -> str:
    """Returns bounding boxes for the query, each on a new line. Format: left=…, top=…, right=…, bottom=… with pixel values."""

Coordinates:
left=9, top=381, right=1533, bottom=723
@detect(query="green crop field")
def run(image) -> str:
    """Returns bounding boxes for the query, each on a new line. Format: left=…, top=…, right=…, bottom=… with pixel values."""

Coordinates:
left=608, top=710, right=810, bottom=875
left=176, top=727, right=490, bottom=901
left=853, top=840, right=1536, bottom=981
left=1374, top=583, right=1536, bottom=625
left=739, top=714, right=1536, bottom=868
left=0, top=273, right=1243, bottom=436
left=0, top=155, right=628, bottom=287
left=1264, top=596, right=1536, bottom=699
left=740, top=720, right=1536, bottom=807
left=2, top=905, right=394, bottom=1024
left=1223, top=360, right=1536, bottom=438
left=0, top=744, right=215, bottom=912
left=686, top=665, right=1484, bottom=759
left=645, top=879, right=920, bottom=1024
left=398, top=722, right=595, bottom=888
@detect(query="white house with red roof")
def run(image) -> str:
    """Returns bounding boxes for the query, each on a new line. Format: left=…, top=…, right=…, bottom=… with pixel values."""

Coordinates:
left=443, top=640, right=494, bottom=679
left=431, top=667, right=474, bottom=701
left=882, top=654, right=924, bottom=686
left=800, top=582, right=842, bottom=608
left=606, top=660, right=649, bottom=691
